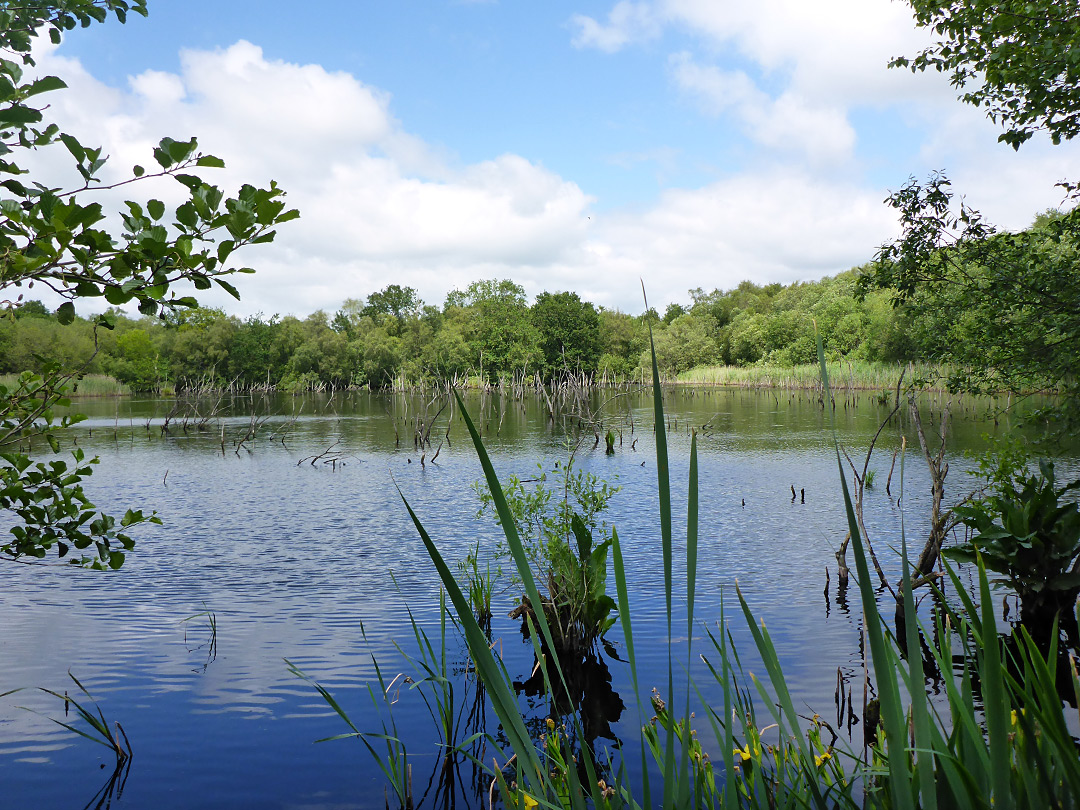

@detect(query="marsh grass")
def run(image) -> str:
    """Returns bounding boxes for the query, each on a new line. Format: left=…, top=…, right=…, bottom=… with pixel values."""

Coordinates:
left=6, top=671, right=134, bottom=765
left=676, top=360, right=946, bottom=391
left=290, top=592, right=496, bottom=810
left=0, top=374, right=132, bottom=397
left=456, top=540, right=499, bottom=627
left=181, top=606, right=218, bottom=672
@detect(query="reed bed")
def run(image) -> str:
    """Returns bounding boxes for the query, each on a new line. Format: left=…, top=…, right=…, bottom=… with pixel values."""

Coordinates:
left=675, top=360, right=948, bottom=391
left=0, top=373, right=132, bottom=397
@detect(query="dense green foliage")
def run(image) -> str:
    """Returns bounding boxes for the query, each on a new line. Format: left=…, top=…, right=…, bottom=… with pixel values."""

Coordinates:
left=0, top=1, right=297, bottom=566
left=475, top=462, right=620, bottom=653
left=3, top=267, right=945, bottom=390
left=876, top=1, right=1080, bottom=424
left=862, top=176, right=1080, bottom=422
left=950, top=460, right=1080, bottom=636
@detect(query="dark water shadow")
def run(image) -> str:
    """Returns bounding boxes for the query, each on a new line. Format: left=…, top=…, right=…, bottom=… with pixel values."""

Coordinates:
left=82, top=758, right=132, bottom=810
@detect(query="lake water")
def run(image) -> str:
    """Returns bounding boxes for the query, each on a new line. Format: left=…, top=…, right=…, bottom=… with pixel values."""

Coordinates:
left=0, top=386, right=1066, bottom=808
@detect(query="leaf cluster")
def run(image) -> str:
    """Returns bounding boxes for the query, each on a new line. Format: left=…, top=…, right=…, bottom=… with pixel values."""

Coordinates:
left=949, top=460, right=1080, bottom=601
left=475, top=461, right=620, bottom=650
left=893, top=0, right=1080, bottom=148
left=862, top=172, right=1080, bottom=421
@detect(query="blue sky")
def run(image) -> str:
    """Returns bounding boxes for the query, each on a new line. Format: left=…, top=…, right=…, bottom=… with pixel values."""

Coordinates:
left=31, top=0, right=1080, bottom=316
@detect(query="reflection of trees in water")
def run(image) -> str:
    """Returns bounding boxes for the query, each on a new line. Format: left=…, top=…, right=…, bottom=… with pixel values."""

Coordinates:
left=510, top=641, right=626, bottom=790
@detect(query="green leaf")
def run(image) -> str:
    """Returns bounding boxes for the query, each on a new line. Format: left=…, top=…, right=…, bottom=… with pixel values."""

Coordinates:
left=24, top=76, right=67, bottom=99
left=172, top=174, right=202, bottom=191
left=55, top=301, right=75, bottom=325
left=167, top=138, right=197, bottom=164
left=103, top=285, right=130, bottom=306
left=174, top=201, right=197, bottom=229
left=146, top=199, right=165, bottom=221
left=152, top=143, right=173, bottom=169
left=214, top=278, right=240, bottom=300
left=195, top=155, right=225, bottom=168
left=0, top=104, right=42, bottom=127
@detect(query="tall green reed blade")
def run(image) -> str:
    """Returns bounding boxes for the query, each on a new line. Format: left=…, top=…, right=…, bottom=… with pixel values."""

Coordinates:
left=975, top=553, right=1012, bottom=810
left=897, top=442, right=937, bottom=810
left=518, top=616, right=596, bottom=810
left=735, top=583, right=828, bottom=806
left=396, top=488, right=543, bottom=785
left=1013, top=627, right=1080, bottom=795
left=700, top=613, right=738, bottom=810
left=408, top=389, right=619, bottom=806
left=449, top=390, right=598, bottom=778
left=449, top=389, right=563, bottom=677
left=816, top=333, right=914, bottom=810
left=645, top=306, right=680, bottom=809
left=679, top=430, right=698, bottom=809
left=611, top=525, right=653, bottom=808
left=924, top=573, right=994, bottom=794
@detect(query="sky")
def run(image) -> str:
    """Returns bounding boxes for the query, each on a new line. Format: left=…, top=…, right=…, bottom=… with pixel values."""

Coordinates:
left=23, top=0, right=1080, bottom=317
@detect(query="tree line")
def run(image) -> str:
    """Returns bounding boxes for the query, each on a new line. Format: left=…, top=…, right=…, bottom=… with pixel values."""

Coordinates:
left=4, top=206, right=1073, bottom=395
left=0, top=269, right=930, bottom=391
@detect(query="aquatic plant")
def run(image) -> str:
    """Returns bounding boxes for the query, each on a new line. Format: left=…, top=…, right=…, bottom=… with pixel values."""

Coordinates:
left=949, top=459, right=1080, bottom=641
left=456, top=539, right=500, bottom=626
left=475, top=460, right=620, bottom=654
left=304, top=324, right=1080, bottom=809
left=10, top=672, right=134, bottom=766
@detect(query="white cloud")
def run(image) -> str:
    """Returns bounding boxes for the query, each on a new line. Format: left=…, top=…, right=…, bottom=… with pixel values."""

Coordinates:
left=669, top=53, right=855, bottom=165
left=23, top=40, right=595, bottom=315
left=16, top=28, right=1080, bottom=321
left=567, top=171, right=897, bottom=310
left=573, top=0, right=945, bottom=106
left=569, top=1, right=660, bottom=53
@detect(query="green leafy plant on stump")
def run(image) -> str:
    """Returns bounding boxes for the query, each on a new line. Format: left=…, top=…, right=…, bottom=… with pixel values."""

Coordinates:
left=476, top=462, right=619, bottom=654
left=949, top=459, right=1080, bottom=640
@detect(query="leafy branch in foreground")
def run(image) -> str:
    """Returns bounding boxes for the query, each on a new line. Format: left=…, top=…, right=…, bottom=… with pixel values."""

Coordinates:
left=861, top=173, right=1080, bottom=427
left=892, top=0, right=1080, bottom=149
left=0, top=367, right=160, bottom=568
left=0, top=0, right=299, bottom=565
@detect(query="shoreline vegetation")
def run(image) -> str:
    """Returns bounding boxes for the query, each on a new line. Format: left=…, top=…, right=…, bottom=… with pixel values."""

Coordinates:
left=1, top=360, right=1048, bottom=400
left=0, top=269, right=982, bottom=396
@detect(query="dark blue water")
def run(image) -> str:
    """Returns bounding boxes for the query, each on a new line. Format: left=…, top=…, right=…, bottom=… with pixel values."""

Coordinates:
left=0, top=388, right=1060, bottom=808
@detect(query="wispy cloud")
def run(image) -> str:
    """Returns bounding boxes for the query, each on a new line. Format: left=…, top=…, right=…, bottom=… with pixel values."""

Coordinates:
left=569, top=1, right=660, bottom=53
